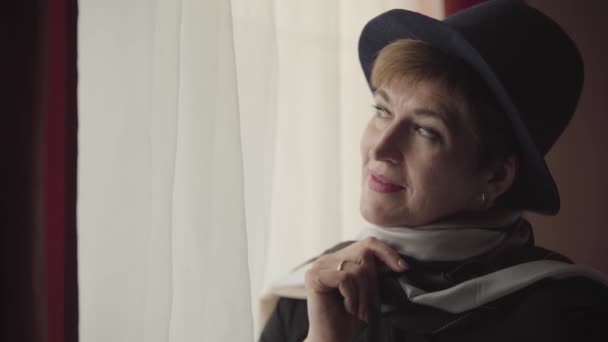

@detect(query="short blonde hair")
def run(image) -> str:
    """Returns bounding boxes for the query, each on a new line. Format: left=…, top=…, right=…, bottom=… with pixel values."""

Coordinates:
left=371, top=39, right=464, bottom=89
left=370, top=39, right=516, bottom=171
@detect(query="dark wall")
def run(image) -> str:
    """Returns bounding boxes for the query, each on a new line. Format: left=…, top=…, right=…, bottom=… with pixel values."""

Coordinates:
left=1, top=2, right=47, bottom=341
left=526, top=0, right=608, bottom=274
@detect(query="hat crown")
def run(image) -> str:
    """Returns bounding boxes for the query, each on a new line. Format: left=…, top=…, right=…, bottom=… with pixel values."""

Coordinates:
left=444, top=0, right=584, bottom=154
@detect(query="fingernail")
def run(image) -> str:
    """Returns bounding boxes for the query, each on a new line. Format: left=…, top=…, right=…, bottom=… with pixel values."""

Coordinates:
left=398, top=259, right=407, bottom=270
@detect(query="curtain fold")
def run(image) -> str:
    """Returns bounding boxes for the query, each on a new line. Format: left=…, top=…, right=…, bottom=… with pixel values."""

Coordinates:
left=231, top=0, right=278, bottom=335
left=79, top=0, right=252, bottom=340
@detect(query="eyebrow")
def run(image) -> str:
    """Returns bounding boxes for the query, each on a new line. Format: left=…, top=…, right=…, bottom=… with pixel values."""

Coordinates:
left=413, top=108, right=449, bottom=125
left=373, top=88, right=391, bottom=104
left=373, top=88, right=452, bottom=128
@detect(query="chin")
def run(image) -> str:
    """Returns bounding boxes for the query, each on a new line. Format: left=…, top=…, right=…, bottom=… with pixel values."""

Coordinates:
left=360, top=202, right=404, bottom=227
left=360, top=198, right=439, bottom=227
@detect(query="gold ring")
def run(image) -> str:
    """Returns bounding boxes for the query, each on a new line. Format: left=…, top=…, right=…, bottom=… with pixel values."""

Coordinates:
left=337, top=259, right=347, bottom=271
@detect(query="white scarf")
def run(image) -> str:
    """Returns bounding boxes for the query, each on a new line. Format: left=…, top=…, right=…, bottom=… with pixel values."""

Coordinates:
left=258, top=212, right=608, bottom=331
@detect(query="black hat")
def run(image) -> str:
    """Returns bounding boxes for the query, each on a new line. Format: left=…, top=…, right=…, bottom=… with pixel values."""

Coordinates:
left=358, top=0, right=583, bottom=215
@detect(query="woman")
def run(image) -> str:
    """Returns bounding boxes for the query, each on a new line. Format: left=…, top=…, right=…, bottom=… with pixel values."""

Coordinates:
left=260, top=1, right=608, bottom=341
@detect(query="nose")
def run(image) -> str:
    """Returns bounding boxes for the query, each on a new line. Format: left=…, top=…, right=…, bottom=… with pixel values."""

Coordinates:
left=369, top=123, right=404, bottom=165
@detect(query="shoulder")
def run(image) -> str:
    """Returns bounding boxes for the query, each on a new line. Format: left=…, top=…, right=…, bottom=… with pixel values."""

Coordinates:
left=438, top=276, right=608, bottom=341
left=494, top=276, right=608, bottom=341
left=511, top=276, right=608, bottom=319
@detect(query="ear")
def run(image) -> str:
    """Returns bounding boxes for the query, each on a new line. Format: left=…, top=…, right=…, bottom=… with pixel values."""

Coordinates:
left=482, top=155, right=518, bottom=206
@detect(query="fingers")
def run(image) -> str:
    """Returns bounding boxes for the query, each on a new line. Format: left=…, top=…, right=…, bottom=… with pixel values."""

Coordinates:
left=346, top=238, right=403, bottom=322
left=356, top=259, right=371, bottom=322
left=362, top=237, right=408, bottom=272
left=305, top=237, right=406, bottom=291
left=304, top=237, right=406, bottom=326
left=337, top=274, right=357, bottom=316
left=367, top=258, right=381, bottom=309
left=338, top=258, right=377, bottom=323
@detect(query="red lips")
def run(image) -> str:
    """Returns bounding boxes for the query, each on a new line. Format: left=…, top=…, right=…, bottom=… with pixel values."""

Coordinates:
left=368, top=172, right=405, bottom=193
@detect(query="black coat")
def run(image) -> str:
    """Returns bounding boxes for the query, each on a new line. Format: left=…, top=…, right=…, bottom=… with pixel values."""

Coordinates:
left=259, top=242, right=608, bottom=342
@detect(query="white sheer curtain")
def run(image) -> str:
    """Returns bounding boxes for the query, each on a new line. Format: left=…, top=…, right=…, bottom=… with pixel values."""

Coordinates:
left=78, top=1, right=443, bottom=341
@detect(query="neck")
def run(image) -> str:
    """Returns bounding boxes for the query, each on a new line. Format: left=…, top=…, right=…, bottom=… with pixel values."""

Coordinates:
left=358, top=210, right=528, bottom=262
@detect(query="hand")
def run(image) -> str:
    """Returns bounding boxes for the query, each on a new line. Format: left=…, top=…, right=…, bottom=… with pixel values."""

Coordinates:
left=303, top=237, right=408, bottom=342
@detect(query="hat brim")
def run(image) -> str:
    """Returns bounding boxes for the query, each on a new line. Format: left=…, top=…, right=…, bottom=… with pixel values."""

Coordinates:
left=359, top=9, right=560, bottom=215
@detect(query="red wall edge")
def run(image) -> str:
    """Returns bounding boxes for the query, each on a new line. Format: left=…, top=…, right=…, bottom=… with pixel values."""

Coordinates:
left=45, top=0, right=67, bottom=341
left=444, top=0, right=487, bottom=16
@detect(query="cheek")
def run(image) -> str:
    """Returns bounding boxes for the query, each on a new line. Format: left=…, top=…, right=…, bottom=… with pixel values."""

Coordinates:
left=409, top=152, right=460, bottom=195
left=407, top=148, right=440, bottom=184
left=360, top=123, right=374, bottom=164
left=419, top=158, right=478, bottom=202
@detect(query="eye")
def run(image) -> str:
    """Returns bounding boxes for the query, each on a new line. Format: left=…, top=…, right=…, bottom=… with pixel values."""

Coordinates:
left=413, top=124, right=441, bottom=142
left=372, top=104, right=392, bottom=119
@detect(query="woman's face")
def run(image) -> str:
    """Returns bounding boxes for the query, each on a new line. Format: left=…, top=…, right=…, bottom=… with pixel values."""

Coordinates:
left=360, top=78, right=488, bottom=227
